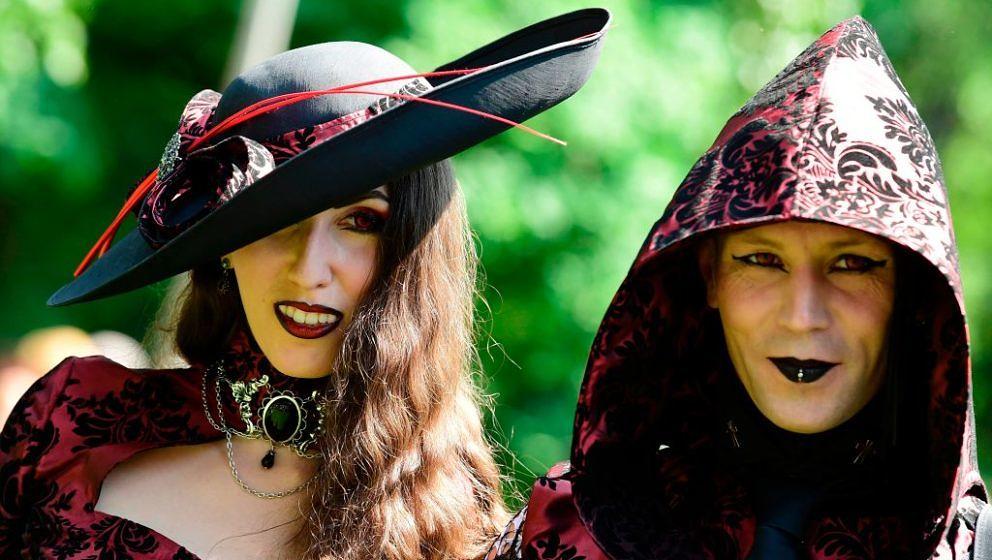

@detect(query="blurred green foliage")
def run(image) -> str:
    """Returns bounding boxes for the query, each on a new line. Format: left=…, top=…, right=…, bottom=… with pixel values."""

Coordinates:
left=2, top=0, right=990, bottom=502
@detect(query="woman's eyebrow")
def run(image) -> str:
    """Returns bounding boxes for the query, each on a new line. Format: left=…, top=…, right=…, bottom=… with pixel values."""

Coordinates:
left=335, top=190, right=390, bottom=207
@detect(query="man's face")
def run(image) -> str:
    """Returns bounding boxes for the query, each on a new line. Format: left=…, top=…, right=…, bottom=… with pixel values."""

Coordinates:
left=701, top=221, right=897, bottom=434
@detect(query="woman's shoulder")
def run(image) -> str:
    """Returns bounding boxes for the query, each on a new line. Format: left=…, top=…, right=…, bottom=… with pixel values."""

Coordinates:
left=12, top=355, right=199, bottom=415
left=2, top=355, right=207, bottom=462
left=54, top=353, right=197, bottom=384
left=3, top=356, right=136, bottom=429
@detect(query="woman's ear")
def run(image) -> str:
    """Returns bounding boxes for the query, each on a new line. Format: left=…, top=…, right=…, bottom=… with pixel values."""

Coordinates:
left=697, top=238, right=719, bottom=309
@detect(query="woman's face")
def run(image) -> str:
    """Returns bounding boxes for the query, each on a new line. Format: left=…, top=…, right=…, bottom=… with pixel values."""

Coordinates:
left=226, top=187, right=389, bottom=378
left=701, top=220, right=896, bottom=434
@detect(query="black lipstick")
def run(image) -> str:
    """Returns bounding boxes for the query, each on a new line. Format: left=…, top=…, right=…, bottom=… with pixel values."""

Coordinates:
left=768, top=357, right=838, bottom=384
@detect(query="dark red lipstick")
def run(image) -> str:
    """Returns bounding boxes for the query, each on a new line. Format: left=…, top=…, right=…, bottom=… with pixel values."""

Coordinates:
left=273, top=301, right=343, bottom=340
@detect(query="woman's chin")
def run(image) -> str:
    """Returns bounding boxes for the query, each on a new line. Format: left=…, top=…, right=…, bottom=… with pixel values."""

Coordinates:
left=263, top=338, right=337, bottom=378
left=271, top=357, right=334, bottom=378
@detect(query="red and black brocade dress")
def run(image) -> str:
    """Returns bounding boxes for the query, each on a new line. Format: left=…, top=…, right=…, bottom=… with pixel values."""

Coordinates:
left=0, top=330, right=324, bottom=559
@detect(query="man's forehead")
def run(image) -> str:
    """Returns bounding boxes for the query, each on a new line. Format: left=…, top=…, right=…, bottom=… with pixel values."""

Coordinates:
left=722, top=221, right=888, bottom=249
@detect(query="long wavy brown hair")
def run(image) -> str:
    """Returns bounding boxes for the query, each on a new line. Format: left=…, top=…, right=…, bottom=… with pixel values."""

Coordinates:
left=158, top=159, right=508, bottom=559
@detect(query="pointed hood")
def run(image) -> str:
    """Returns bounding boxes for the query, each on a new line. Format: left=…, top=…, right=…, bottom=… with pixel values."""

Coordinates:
left=515, top=16, right=986, bottom=559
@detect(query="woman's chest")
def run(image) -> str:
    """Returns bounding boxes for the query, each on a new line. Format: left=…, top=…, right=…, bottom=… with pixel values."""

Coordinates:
left=92, top=440, right=307, bottom=560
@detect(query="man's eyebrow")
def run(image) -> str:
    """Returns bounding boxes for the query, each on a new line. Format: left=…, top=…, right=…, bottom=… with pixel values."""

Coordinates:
left=822, top=237, right=881, bottom=251
left=732, top=232, right=784, bottom=249
left=732, top=232, right=881, bottom=251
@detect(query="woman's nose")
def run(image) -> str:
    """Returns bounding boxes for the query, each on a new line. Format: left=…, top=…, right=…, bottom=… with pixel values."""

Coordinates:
left=285, top=223, right=333, bottom=290
left=779, top=267, right=831, bottom=333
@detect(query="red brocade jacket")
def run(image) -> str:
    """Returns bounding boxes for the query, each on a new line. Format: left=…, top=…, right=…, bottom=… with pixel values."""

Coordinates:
left=0, top=332, right=315, bottom=559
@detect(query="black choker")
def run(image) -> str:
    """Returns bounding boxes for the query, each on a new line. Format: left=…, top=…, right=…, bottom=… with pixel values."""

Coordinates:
left=202, top=360, right=327, bottom=498
left=203, top=356, right=326, bottom=469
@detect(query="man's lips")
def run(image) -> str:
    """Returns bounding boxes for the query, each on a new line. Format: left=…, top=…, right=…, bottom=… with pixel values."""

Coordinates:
left=768, top=357, right=839, bottom=384
left=273, top=300, right=343, bottom=340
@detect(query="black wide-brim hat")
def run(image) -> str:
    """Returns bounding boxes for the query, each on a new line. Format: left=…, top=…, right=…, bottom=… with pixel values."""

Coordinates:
left=49, top=8, right=611, bottom=306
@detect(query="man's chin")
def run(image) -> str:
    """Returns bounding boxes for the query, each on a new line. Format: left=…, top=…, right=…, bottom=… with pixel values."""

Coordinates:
left=754, top=397, right=849, bottom=434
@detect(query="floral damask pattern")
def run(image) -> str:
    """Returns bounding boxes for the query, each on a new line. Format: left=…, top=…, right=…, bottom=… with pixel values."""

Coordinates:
left=89, top=516, right=161, bottom=559
left=735, top=24, right=836, bottom=119
left=834, top=18, right=908, bottom=98
left=0, top=330, right=306, bottom=559
left=63, top=376, right=199, bottom=452
left=0, top=363, right=91, bottom=559
left=491, top=14, right=984, bottom=560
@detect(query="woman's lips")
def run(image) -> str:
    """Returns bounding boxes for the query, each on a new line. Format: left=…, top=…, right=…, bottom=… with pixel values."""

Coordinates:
left=768, top=357, right=838, bottom=384
left=273, top=301, right=343, bottom=340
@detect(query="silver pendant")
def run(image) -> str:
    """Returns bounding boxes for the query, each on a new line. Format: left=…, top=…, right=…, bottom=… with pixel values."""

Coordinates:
left=260, top=392, right=305, bottom=444
left=228, top=374, right=270, bottom=437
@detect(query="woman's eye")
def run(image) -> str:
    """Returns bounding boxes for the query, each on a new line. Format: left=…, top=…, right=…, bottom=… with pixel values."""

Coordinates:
left=832, top=254, right=887, bottom=273
left=340, top=209, right=387, bottom=234
left=732, top=252, right=784, bottom=269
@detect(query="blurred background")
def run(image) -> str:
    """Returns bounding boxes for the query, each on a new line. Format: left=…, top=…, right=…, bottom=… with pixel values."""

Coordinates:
left=2, top=0, right=990, bottom=502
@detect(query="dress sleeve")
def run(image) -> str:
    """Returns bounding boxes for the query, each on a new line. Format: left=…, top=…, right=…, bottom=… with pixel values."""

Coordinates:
left=0, top=357, right=74, bottom=556
left=484, top=506, right=527, bottom=560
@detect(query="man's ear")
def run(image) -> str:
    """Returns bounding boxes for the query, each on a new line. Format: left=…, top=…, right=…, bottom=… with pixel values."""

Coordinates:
left=697, top=237, right=719, bottom=309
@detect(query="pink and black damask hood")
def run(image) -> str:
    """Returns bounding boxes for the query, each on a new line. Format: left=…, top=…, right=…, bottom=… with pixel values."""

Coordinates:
left=490, top=16, right=986, bottom=560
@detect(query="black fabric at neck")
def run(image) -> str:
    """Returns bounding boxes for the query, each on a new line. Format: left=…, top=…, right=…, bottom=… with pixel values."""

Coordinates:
left=717, top=371, right=897, bottom=511
left=219, top=326, right=329, bottom=392
left=725, top=376, right=882, bottom=471
left=209, top=326, right=330, bottom=436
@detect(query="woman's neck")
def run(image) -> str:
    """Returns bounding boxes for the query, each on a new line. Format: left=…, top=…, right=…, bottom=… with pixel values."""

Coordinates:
left=218, top=326, right=330, bottom=394
left=203, top=326, right=329, bottom=478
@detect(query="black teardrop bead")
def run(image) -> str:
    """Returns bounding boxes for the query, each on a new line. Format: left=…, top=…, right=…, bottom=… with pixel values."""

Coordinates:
left=261, top=449, right=276, bottom=469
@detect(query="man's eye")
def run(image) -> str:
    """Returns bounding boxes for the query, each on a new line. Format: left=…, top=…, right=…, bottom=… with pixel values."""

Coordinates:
left=340, top=209, right=387, bottom=234
left=833, top=254, right=888, bottom=273
left=732, top=252, right=783, bottom=269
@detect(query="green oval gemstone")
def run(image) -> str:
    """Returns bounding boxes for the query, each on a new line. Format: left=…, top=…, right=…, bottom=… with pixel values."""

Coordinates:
left=263, top=397, right=301, bottom=443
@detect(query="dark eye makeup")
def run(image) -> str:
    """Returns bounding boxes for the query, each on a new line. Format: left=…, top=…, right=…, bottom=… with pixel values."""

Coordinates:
left=340, top=208, right=388, bottom=234
left=731, top=252, right=888, bottom=273
left=732, top=252, right=784, bottom=270
left=831, top=254, right=888, bottom=273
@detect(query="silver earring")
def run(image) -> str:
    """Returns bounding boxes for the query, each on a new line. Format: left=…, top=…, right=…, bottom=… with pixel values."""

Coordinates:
left=219, top=258, right=233, bottom=293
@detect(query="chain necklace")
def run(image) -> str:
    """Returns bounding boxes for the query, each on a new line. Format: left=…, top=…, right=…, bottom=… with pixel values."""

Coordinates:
left=201, top=360, right=325, bottom=499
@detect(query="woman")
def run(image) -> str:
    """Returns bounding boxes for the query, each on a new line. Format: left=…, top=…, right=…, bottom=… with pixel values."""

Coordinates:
left=488, top=16, right=986, bottom=559
left=0, top=9, right=611, bottom=559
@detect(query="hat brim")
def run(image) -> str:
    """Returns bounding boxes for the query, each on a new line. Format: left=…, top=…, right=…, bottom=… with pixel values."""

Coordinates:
left=49, top=8, right=610, bottom=307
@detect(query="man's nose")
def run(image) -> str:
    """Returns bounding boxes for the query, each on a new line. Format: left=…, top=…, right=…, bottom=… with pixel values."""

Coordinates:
left=286, top=224, right=333, bottom=290
left=779, top=266, right=831, bottom=333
